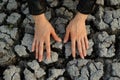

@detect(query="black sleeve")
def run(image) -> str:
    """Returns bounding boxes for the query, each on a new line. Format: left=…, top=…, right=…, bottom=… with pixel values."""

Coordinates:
left=77, top=0, right=96, bottom=14
left=27, top=0, right=47, bottom=15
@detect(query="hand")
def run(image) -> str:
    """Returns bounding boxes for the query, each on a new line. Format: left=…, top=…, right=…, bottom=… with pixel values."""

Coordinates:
left=64, top=12, right=89, bottom=59
left=32, top=14, right=61, bottom=62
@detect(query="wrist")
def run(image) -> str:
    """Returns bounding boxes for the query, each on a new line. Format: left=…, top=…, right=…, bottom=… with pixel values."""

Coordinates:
left=75, top=12, right=88, bottom=22
left=33, top=13, right=46, bottom=24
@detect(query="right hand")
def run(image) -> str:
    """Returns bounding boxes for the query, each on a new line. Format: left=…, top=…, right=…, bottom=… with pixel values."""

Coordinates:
left=64, top=12, right=89, bottom=59
left=32, top=14, right=61, bottom=62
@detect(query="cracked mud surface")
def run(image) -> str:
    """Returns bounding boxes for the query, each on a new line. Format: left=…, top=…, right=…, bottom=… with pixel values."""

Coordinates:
left=0, top=0, right=120, bottom=80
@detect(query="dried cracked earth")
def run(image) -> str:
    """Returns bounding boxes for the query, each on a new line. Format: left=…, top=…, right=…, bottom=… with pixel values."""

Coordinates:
left=0, top=0, right=120, bottom=80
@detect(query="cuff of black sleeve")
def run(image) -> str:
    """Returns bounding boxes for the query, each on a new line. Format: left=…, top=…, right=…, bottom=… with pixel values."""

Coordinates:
left=77, top=0, right=96, bottom=14
left=27, top=0, right=47, bottom=15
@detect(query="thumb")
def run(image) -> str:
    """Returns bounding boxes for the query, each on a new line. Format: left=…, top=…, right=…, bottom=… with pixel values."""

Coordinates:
left=51, top=28, right=62, bottom=42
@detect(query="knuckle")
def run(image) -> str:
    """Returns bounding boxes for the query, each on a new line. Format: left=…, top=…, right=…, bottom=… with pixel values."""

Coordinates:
left=51, top=28, right=55, bottom=32
left=71, top=34, right=76, bottom=39
left=80, top=53, right=82, bottom=56
left=40, top=38, right=44, bottom=42
left=79, top=50, right=82, bottom=54
left=72, top=49, right=75, bottom=53
left=39, top=53, right=42, bottom=56
left=47, top=51, right=51, bottom=55
left=66, top=26, right=69, bottom=30
left=66, top=28, right=69, bottom=32
left=72, top=36, right=75, bottom=39
left=39, top=52, right=43, bottom=56
left=47, top=52, right=51, bottom=55
left=46, top=45, right=50, bottom=49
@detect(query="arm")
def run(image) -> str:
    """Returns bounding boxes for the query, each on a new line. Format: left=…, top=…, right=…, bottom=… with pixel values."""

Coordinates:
left=77, top=0, right=96, bottom=14
left=27, top=0, right=47, bottom=15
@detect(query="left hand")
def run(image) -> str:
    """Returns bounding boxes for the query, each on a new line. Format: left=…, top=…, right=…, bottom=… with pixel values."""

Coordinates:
left=64, top=12, right=89, bottom=59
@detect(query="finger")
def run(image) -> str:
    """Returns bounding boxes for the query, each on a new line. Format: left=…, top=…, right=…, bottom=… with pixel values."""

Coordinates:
left=71, top=35, right=76, bottom=58
left=35, top=40, right=39, bottom=59
left=64, top=27, right=70, bottom=43
left=32, top=38, right=36, bottom=52
left=81, top=38, right=86, bottom=57
left=45, top=36, right=51, bottom=60
left=51, top=29, right=61, bottom=42
left=38, top=41, right=44, bottom=62
left=77, top=39, right=84, bottom=59
left=84, top=36, right=89, bottom=49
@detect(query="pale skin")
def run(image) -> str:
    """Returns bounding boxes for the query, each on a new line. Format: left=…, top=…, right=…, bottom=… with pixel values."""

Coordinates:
left=32, top=12, right=89, bottom=62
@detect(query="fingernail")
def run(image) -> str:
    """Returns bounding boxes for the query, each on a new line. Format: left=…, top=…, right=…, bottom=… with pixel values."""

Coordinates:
left=59, top=39, right=62, bottom=42
left=73, top=55, right=76, bottom=59
left=63, top=40, right=67, bottom=43
left=47, top=57, right=49, bottom=60
left=39, top=59, right=42, bottom=62
left=73, top=57, right=76, bottom=60
left=47, top=57, right=51, bottom=61
left=81, top=57, right=84, bottom=59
